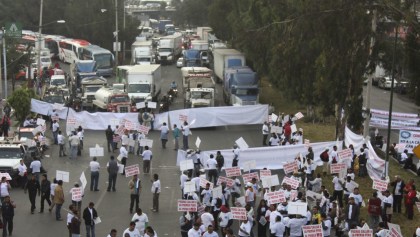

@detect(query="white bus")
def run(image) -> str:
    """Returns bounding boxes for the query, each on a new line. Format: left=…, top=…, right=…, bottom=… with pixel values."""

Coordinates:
left=79, top=45, right=114, bottom=77
left=58, top=38, right=91, bottom=64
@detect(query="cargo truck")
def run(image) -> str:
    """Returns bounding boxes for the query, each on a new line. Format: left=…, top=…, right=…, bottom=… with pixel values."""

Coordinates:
left=116, top=64, right=161, bottom=104
left=213, top=48, right=246, bottom=83
left=92, top=87, right=136, bottom=113
left=157, top=33, right=182, bottom=64
left=79, top=76, right=107, bottom=110
left=131, top=41, right=154, bottom=65
left=196, top=27, right=212, bottom=41
left=223, top=66, right=259, bottom=106
left=181, top=67, right=215, bottom=108
left=190, top=40, right=209, bottom=66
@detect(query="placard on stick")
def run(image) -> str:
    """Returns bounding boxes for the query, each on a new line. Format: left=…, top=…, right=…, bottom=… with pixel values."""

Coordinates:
left=217, top=176, right=235, bottom=187
left=282, top=176, right=300, bottom=189
left=330, top=163, right=346, bottom=174
left=302, top=224, right=322, bottom=237
left=338, top=148, right=353, bottom=160
left=180, top=160, right=194, bottom=171
left=140, top=139, right=153, bottom=148
left=89, top=144, right=104, bottom=157
left=80, top=172, right=87, bottom=191
left=288, top=202, right=307, bottom=216
left=177, top=200, right=197, bottom=212
left=195, top=137, right=201, bottom=149
left=231, top=207, right=247, bottom=220
left=242, top=172, right=259, bottom=183
left=261, top=175, right=280, bottom=188
left=372, top=179, right=388, bottom=192
left=225, top=167, right=241, bottom=177
left=125, top=164, right=140, bottom=177
left=71, top=187, right=82, bottom=200
left=243, top=160, right=256, bottom=173
left=266, top=191, right=286, bottom=205
left=184, top=181, right=196, bottom=193
left=283, top=161, right=298, bottom=174
left=56, top=170, right=70, bottom=182
left=260, top=169, right=271, bottom=178
left=235, top=137, right=249, bottom=149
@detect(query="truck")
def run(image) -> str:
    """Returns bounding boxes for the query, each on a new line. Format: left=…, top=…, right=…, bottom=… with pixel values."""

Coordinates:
left=181, top=67, right=215, bottom=108
left=213, top=48, right=246, bottom=83
left=79, top=76, right=107, bottom=109
left=70, top=60, right=97, bottom=89
left=182, top=49, right=201, bottom=67
left=116, top=64, right=162, bottom=104
left=131, top=41, right=154, bottom=65
left=190, top=40, right=209, bottom=66
left=157, top=33, right=182, bottom=64
left=223, top=66, right=259, bottom=106
left=158, top=19, right=172, bottom=34
left=165, top=24, right=175, bottom=35
left=92, top=87, right=136, bottom=113
left=196, top=27, right=212, bottom=41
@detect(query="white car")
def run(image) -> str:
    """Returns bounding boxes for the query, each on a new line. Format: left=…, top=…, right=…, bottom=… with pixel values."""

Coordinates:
left=40, top=56, right=52, bottom=69
left=50, top=75, right=67, bottom=88
left=378, top=76, right=398, bottom=89
left=176, top=58, right=183, bottom=68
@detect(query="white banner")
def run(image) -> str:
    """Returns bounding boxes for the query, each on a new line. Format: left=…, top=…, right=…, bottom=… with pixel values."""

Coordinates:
left=370, top=116, right=420, bottom=131
left=398, top=130, right=420, bottom=153
left=176, top=141, right=340, bottom=170
left=371, top=108, right=419, bottom=120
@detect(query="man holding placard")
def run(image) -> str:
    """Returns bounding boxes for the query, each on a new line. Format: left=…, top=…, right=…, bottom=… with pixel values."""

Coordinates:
left=160, top=122, right=169, bottom=149
left=181, top=121, right=190, bottom=150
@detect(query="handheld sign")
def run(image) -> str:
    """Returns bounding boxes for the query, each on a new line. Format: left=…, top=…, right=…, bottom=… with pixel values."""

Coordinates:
left=225, top=167, right=241, bottom=177
left=199, top=177, right=214, bottom=189
left=372, top=179, right=388, bottom=192
left=231, top=207, right=247, bottom=220
left=217, top=176, right=235, bottom=187
left=235, top=137, right=249, bottom=149
left=147, top=102, right=157, bottom=109
left=136, top=102, right=146, bottom=109
left=184, top=181, right=196, bottom=193
left=260, top=169, right=271, bottom=178
left=288, top=202, right=307, bottom=216
left=80, top=172, right=87, bottom=191
left=261, top=175, right=280, bottom=188
left=138, top=125, right=150, bottom=135
left=266, top=191, right=286, bottom=205
left=330, top=163, right=346, bottom=174
left=282, top=176, right=299, bottom=190
left=302, top=224, right=322, bottom=237
left=180, top=160, right=194, bottom=171
left=89, top=144, right=104, bottom=157
left=283, top=161, right=298, bottom=175
left=195, top=137, right=201, bottom=149
left=56, top=170, right=70, bottom=183
left=140, top=139, right=153, bottom=148
left=242, top=172, right=259, bottom=183
left=243, top=160, right=256, bottom=173
left=71, top=187, right=83, bottom=200
left=177, top=200, right=197, bottom=212
left=212, top=186, right=223, bottom=199
left=125, top=164, right=140, bottom=177
left=36, top=118, right=46, bottom=126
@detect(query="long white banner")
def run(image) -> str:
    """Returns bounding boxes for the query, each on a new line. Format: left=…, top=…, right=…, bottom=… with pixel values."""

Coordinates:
left=370, top=116, right=420, bottom=131
left=370, top=108, right=419, bottom=120
left=399, top=130, right=420, bottom=153
left=176, top=141, right=341, bottom=170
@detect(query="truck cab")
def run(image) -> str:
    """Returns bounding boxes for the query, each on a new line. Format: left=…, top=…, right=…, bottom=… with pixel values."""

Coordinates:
left=0, top=142, right=30, bottom=183
left=93, top=87, right=136, bottom=113
left=224, top=66, right=259, bottom=106
left=71, top=60, right=98, bottom=89
left=80, top=76, right=108, bottom=109
left=186, top=88, right=215, bottom=108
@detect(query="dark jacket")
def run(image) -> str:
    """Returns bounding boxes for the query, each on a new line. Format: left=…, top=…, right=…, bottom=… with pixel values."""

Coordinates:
left=105, top=128, right=114, bottom=141
left=70, top=216, right=81, bottom=234
left=82, top=207, right=98, bottom=226
left=345, top=203, right=360, bottom=224
left=107, top=160, right=119, bottom=175
left=41, top=179, right=51, bottom=194
left=25, top=179, right=40, bottom=195
left=391, top=180, right=405, bottom=196
left=1, top=201, right=14, bottom=218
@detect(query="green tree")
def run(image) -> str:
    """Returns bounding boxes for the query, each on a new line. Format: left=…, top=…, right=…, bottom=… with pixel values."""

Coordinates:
left=8, top=87, right=37, bottom=124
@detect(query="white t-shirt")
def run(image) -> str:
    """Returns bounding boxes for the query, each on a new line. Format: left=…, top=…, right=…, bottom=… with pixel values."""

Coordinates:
left=142, top=150, right=153, bottom=161
left=182, top=126, right=190, bottom=136
left=245, top=189, right=255, bottom=202
left=201, top=212, right=214, bottom=229
left=0, top=182, right=9, bottom=197
left=180, top=174, right=188, bottom=189
left=401, top=153, right=408, bottom=161
left=332, top=176, right=343, bottom=191
left=218, top=211, right=233, bottom=227
left=238, top=221, right=252, bottom=237
left=120, top=146, right=128, bottom=158
left=50, top=183, right=57, bottom=196
left=206, top=159, right=218, bottom=170
left=89, top=161, right=100, bottom=172
left=30, top=160, right=42, bottom=173
left=287, top=218, right=307, bottom=237
left=52, top=122, right=60, bottom=132
left=123, top=228, right=141, bottom=237
left=322, top=219, right=332, bottom=236
left=57, top=134, right=65, bottom=144
left=161, top=125, right=169, bottom=135
left=187, top=228, right=202, bottom=237
left=270, top=221, right=285, bottom=237
left=202, top=231, right=218, bottom=237
left=151, top=180, right=161, bottom=193
left=18, top=163, right=27, bottom=176
left=131, top=213, right=149, bottom=233
left=269, top=210, right=282, bottom=228
left=201, top=189, right=212, bottom=206
left=349, top=193, right=363, bottom=205
left=269, top=137, right=280, bottom=146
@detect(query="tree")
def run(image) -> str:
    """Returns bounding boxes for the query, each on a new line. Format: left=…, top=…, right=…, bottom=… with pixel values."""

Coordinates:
left=8, top=87, right=37, bottom=124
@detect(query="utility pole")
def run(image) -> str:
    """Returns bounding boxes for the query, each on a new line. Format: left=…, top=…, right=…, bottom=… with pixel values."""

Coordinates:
left=364, top=9, right=377, bottom=138
left=2, top=28, right=7, bottom=98
left=37, top=0, right=44, bottom=94
left=115, top=0, right=119, bottom=68
left=123, top=0, right=126, bottom=64
left=0, top=30, right=3, bottom=98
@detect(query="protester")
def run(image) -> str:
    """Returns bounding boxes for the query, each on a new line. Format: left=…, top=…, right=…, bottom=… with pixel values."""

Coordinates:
left=129, top=175, right=142, bottom=214
left=69, top=131, right=80, bottom=159
left=131, top=208, right=148, bottom=236
left=206, top=154, right=218, bottom=184
left=405, top=185, right=417, bottom=220
left=0, top=177, right=11, bottom=202
left=120, top=144, right=128, bottom=176
left=52, top=120, right=59, bottom=144
left=82, top=202, right=98, bottom=237
left=58, top=131, right=67, bottom=156
left=17, top=159, right=28, bottom=189
left=105, top=125, right=114, bottom=152
left=25, top=174, right=40, bottom=214
left=141, top=146, right=152, bottom=174
left=390, top=175, right=405, bottom=213
left=54, top=180, right=65, bottom=221
left=123, top=222, right=141, bottom=237
left=69, top=183, right=83, bottom=215
left=107, top=156, right=119, bottom=192
left=173, top=124, right=180, bottom=150
left=90, top=157, right=100, bottom=191
left=215, top=151, right=224, bottom=174
left=39, top=174, right=51, bottom=213
left=151, top=174, right=161, bottom=212
left=70, top=209, right=81, bottom=237
left=262, top=121, right=269, bottom=146
left=160, top=122, right=169, bottom=148
left=368, top=192, right=382, bottom=230
left=182, top=121, right=190, bottom=150
left=1, top=196, right=15, bottom=237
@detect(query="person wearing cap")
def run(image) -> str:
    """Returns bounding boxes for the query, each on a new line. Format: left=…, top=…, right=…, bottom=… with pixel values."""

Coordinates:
left=69, top=183, right=84, bottom=215
left=245, top=182, right=256, bottom=208
left=219, top=205, right=233, bottom=235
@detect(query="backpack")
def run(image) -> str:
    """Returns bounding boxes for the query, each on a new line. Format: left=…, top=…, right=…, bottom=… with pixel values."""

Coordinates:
left=320, top=152, right=329, bottom=162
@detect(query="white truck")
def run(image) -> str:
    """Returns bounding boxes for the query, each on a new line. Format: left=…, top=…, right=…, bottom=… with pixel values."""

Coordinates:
left=131, top=40, right=154, bottom=65
left=92, top=87, right=136, bottom=113
left=157, top=33, right=182, bottom=64
left=116, top=64, right=162, bottom=104
left=213, top=48, right=246, bottom=83
left=181, top=67, right=215, bottom=108
left=196, top=27, right=212, bottom=41
left=80, top=76, right=108, bottom=109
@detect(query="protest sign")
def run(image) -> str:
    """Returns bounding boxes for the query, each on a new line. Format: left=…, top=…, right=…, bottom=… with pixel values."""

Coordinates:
left=217, top=176, right=235, bottom=187
left=225, top=167, right=241, bottom=177
left=125, top=164, right=140, bottom=177
left=124, top=121, right=134, bottom=131
left=231, top=207, right=247, bottom=220
left=147, top=101, right=157, bottom=109
left=136, top=102, right=146, bottom=109
left=291, top=124, right=297, bottom=133
left=180, top=160, right=194, bottom=171
left=372, top=179, right=388, bottom=192
left=282, top=176, right=300, bottom=189
left=56, top=170, right=70, bottom=183
left=386, top=227, right=402, bottom=237
left=235, top=137, right=249, bottom=149
left=302, top=224, right=322, bottom=237
left=330, top=163, right=347, bottom=174
left=71, top=187, right=82, bottom=200
left=0, top=173, right=12, bottom=181
left=179, top=114, right=188, bottom=121
left=283, top=161, right=298, bottom=174
left=140, top=139, right=153, bottom=148
left=290, top=190, right=298, bottom=201
left=260, top=169, right=272, bottom=178
left=195, top=137, right=201, bottom=149
left=338, top=148, right=353, bottom=160
left=235, top=197, right=246, bottom=207
left=387, top=223, right=402, bottom=237
left=177, top=200, right=197, bottom=212
left=89, top=145, right=104, bottom=157
left=118, top=164, right=124, bottom=174
left=270, top=126, right=282, bottom=134
left=242, top=172, right=259, bottom=183
left=271, top=113, right=278, bottom=122
left=266, top=191, right=286, bottom=205
left=348, top=229, right=373, bottom=237
left=212, top=186, right=223, bottom=199
left=288, top=202, right=307, bottom=216
left=80, top=172, right=87, bottom=191
left=261, top=175, right=280, bottom=188
left=36, top=118, right=46, bottom=126
left=138, top=125, right=150, bottom=135
left=113, top=135, right=121, bottom=143
left=199, top=177, right=214, bottom=189
left=243, top=160, right=256, bottom=173
left=295, top=112, right=304, bottom=120
left=184, top=181, right=196, bottom=193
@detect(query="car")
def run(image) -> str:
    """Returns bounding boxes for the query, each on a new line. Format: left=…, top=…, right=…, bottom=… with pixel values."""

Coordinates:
left=50, top=75, right=67, bottom=88
left=42, top=93, right=65, bottom=104
left=378, top=76, right=398, bottom=89
left=176, top=57, right=183, bottom=68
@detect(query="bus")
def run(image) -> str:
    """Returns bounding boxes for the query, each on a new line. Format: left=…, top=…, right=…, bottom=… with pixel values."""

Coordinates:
left=58, top=38, right=91, bottom=64
left=79, top=45, right=114, bottom=77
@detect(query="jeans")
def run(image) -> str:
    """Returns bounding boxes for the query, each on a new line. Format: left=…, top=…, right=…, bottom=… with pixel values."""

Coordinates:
left=56, top=203, right=62, bottom=220
left=29, top=192, right=37, bottom=212
left=59, top=144, right=66, bottom=156
left=53, top=131, right=58, bottom=144
left=40, top=192, right=51, bottom=212
left=161, top=139, right=168, bottom=148
left=2, top=216, right=13, bottom=237
left=153, top=193, right=159, bottom=211
left=183, top=135, right=189, bottom=150
left=208, top=169, right=218, bottom=185
left=107, top=174, right=117, bottom=191
left=90, top=171, right=99, bottom=191
left=393, top=195, right=402, bottom=213
left=71, top=145, right=78, bottom=159
left=130, top=194, right=139, bottom=212
left=107, top=140, right=113, bottom=152
left=86, top=224, right=95, bottom=237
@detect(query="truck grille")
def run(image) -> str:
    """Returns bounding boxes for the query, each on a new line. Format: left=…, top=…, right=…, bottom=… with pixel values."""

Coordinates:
left=0, top=167, right=13, bottom=174
left=161, top=56, right=167, bottom=61
left=87, top=95, right=95, bottom=102
left=118, top=106, right=129, bottom=113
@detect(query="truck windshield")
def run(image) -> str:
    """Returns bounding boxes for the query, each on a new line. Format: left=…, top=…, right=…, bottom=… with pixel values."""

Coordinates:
left=110, top=96, right=129, bottom=103
left=236, top=88, right=258, bottom=96
left=128, top=84, right=151, bottom=93
left=77, top=62, right=97, bottom=72
left=159, top=48, right=172, bottom=53
left=85, top=86, right=102, bottom=92
left=191, top=91, right=212, bottom=99
left=94, top=54, right=113, bottom=69
left=0, top=149, right=23, bottom=159
left=51, top=79, right=66, bottom=86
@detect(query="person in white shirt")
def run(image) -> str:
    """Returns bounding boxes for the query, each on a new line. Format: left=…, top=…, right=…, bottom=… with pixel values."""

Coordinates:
left=141, top=146, right=153, bottom=174
left=320, top=213, right=332, bottom=237
left=202, top=225, right=218, bottom=237
left=131, top=208, right=148, bottom=236
left=69, top=183, right=84, bottom=214
left=232, top=145, right=240, bottom=167
left=57, top=131, right=66, bottom=157
left=349, top=188, right=363, bottom=206
left=206, top=154, right=218, bottom=184
left=107, top=229, right=117, bottom=237
left=0, top=177, right=11, bottom=201
left=245, top=182, right=256, bottom=208
left=400, top=149, right=408, bottom=164
left=309, top=173, right=322, bottom=193
left=67, top=205, right=75, bottom=237
left=144, top=226, right=157, bottom=237
left=120, top=144, right=128, bottom=175
left=262, top=122, right=269, bottom=146
left=201, top=183, right=213, bottom=206
left=218, top=206, right=233, bottom=233
left=49, top=178, right=57, bottom=212
left=89, top=157, right=100, bottom=191
left=30, top=158, right=42, bottom=182
left=269, top=133, right=280, bottom=146
left=238, top=219, right=252, bottom=237
left=160, top=122, right=169, bottom=149
left=201, top=207, right=215, bottom=230
left=332, top=175, right=344, bottom=207
left=381, top=190, right=393, bottom=223
left=136, top=132, right=145, bottom=155
left=270, top=215, right=285, bottom=237
left=287, top=215, right=307, bottom=237
left=123, top=221, right=141, bottom=237
left=18, top=159, right=28, bottom=188
left=181, top=121, right=190, bottom=150
left=268, top=204, right=282, bottom=230
left=77, top=126, right=84, bottom=150
left=151, top=174, right=161, bottom=212
left=52, top=120, right=60, bottom=145
left=180, top=171, right=189, bottom=197
left=188, top=223, right=202, bottom=237
left=230, top=177, right=242, bottom=206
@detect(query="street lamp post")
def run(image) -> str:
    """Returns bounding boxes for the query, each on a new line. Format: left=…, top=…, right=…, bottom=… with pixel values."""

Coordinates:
left=115, top=0, right=119, bottom=68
